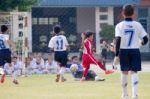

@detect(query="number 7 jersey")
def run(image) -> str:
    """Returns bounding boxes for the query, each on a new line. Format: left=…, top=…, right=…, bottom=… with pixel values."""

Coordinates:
left=48, top=35, right=69, bottom=51
left=115, top=20, right=147, bottom=49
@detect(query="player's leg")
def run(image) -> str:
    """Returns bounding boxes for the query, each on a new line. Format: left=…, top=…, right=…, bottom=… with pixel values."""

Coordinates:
left=12, top=69, right=19, bottom=85
left=131, top=71, right=138, bottom=99
left=81, top=65, right=90, bottom=81
left=0, top=50, right=6, bottom=83
left=88, top=55, right=113, bottom=74
left=130, top=49, right=141, bottom=99
left=121, top=71, right=129, bottom=99
left=120, top=49, right=130, bottom=99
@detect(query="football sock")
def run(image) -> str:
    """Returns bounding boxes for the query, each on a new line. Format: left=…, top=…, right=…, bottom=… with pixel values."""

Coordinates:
left=121, top=73, right=128, bottom=97
left=0, top=68, right=5, bottom=75
left=131, top=71, right=139, bottom=98
left=59, top=67, right=66, bottom=77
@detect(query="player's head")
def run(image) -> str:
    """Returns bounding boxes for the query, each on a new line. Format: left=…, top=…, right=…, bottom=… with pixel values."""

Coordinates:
left=53, top=25, right=61, bottom=34
left=84, top=32, right=93, bottom=40
left=1, top=25, right=8, bottom=33
left=122, top=4, right=135, bottom=18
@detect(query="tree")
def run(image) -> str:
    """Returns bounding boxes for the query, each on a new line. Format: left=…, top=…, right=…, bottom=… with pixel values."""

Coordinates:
left=99, top=25, right=115, bottom=41
left=0, top=0, right=37, bottom=11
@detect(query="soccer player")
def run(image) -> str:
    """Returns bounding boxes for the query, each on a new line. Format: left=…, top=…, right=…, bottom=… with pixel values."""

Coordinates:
left=114, top=4, right=148, bottom=99
left=81, top=32, right=114, bottom=81
left=0, top=25, right=18, bottom=84
left=48, top=25, right=69, bottom=82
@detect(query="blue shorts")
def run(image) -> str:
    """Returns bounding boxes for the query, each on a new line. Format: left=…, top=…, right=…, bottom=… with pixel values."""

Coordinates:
left=54, top=51, right=68, bottom=67
left=0, top=49, right=11, bottom=67
left=119, top=49, right=141, bottom=71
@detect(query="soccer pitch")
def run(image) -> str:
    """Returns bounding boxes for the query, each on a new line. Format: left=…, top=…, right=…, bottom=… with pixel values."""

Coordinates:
left=0, top=73, right=150, bottom=99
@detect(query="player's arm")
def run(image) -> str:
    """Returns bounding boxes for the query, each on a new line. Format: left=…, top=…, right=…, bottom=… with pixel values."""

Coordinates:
left=48, top=38, right=54, bottom=52
left=115, top=24, right=121, bottom=57
left=7, top=39, right=16, bottom=52
left=64, top=36, right=70, bottom=51
left=141, top=36, right=148, bottom=45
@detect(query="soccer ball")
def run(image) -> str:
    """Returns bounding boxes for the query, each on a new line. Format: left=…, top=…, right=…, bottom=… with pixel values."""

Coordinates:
left=70, top=64, right=78, bottom=72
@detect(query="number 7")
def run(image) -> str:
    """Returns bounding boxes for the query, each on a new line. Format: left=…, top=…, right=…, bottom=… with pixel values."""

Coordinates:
left=125, top=30, right=134, bottom=46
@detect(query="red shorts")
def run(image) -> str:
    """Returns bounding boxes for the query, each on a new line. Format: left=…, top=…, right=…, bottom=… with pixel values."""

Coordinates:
left=82, top=54, right=98, bottom=68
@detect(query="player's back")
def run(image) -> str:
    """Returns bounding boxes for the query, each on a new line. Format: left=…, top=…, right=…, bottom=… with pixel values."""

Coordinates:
left=49, top=35, right=68, bottom=52
left=116, top=20, right=147, bottom=49
left=0, top=34, right=9, bottom=50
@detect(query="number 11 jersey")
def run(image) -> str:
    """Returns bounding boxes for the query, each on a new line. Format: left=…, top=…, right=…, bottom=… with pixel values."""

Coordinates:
left=48, top=35, right=69, bottom=51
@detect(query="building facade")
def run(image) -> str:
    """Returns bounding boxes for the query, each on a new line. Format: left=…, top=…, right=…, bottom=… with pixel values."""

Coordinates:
left=31, top=0, right=150, bottom=53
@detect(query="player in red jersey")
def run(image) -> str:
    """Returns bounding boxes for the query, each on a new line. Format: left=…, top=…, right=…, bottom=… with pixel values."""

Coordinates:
left=81, top=32, right=114, bottom=81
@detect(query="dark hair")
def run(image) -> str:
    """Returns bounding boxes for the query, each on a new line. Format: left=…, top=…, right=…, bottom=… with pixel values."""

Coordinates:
left=123, top=4, right=134, bottom=17
left=72, top=56, right=78, bottom=60
left=84, top=32, right=93, bottom=38
left=1, top=25, right=8, bottom=33
left=53, top=25, right=61, bottom=34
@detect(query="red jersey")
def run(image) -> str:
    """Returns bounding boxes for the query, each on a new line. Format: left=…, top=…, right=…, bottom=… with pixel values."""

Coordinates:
left=83, top=38, right=93, bottom=55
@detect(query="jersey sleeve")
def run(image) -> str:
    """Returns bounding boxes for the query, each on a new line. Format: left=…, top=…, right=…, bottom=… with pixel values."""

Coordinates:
left=64, top=36, right=69, bottom=46
left=48, top=37, right=54, bottom=48
left=139, top=23, right=147, bottom=39
left=115, top=24, right=121, bottom=37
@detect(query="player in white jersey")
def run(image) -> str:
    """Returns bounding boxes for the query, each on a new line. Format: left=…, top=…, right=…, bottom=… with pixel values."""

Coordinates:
left=114, top=5, right=148, bottom=99
left=48, top=25, right=69, bottom=82
left=0, top=25, right=18, bottom=84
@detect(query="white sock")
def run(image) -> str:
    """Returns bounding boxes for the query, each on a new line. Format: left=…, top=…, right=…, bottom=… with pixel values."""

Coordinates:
left=59, top=67, right=66, bottom=77
left=12, top=71, right=17, bottom=81
left=121, top=73, right=128, bottom=97
left=0, top=68, right=5, bottom=75
left=131, top=71, right=139, bottom=98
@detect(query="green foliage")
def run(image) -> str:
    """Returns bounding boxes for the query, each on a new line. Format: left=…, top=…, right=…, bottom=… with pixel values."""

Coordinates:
left=100, top=25, right=115, bottom=41
left=0, top=0, right=37, bottom=11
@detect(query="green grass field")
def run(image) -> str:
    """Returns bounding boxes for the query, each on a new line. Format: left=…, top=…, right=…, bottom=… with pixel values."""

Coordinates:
left=0, top=72, right=150, bottom=99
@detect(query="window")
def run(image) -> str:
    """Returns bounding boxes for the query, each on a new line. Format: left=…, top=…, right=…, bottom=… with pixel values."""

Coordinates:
left=18, top=31, right=23, bottom=37
left=18, top=23, right=23, bottom=29
left=99, top=7, right=108, bottom=12
left=18, top=16, right=24, bottom=21
left=138, top=8, right=148, bottom=31
left=100, top=15, right=108, bottom=20
left=49, top=17, right=58, bottom=25
left=32, top=18, right=38, bottom=24
left=100, top=23, right=108, bottom=28
left=39, top=18, right=48, bottom=25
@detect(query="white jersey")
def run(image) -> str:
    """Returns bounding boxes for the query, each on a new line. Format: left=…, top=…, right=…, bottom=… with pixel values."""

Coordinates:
left=0, top=34, right=9, bottom=50
left=115, top=20, right=147, bottom=49
left=48, top=35, right=69, bottom=51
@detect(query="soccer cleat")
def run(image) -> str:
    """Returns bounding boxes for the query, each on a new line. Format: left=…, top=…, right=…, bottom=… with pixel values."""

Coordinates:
left=1, top=74, right=5, bottom=83
left=122, top=95, right=129, bottom=99
left=55, top=74, right=60, bottom=82
left=105, top=69, right=114, bottom=74
left=132, top=95, right=138, bottom=99
left=61, top=77, right=67, bottom=82
left=13, top=80, right=19, bottom=85
left=95, top=76, right=105, bottom=81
